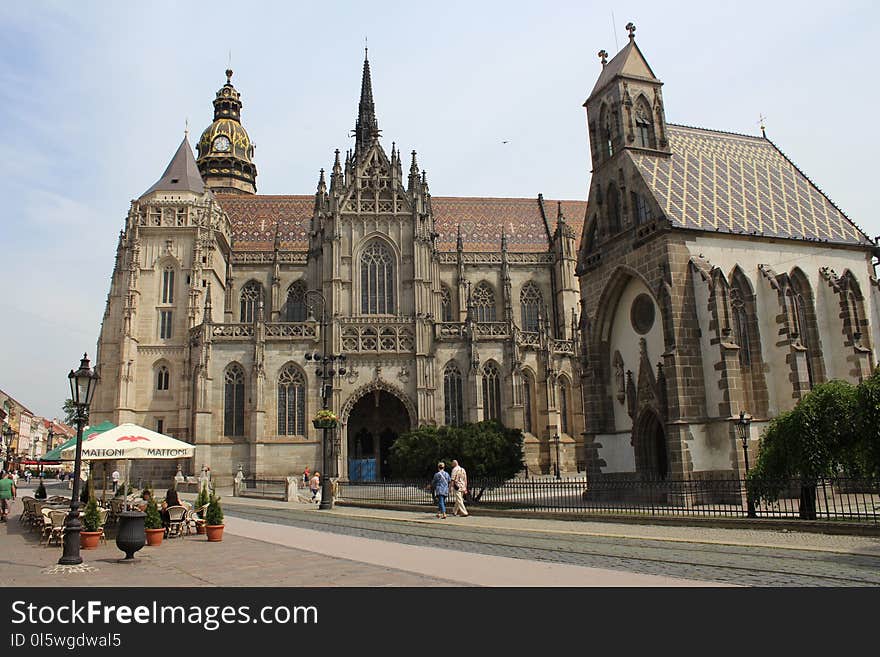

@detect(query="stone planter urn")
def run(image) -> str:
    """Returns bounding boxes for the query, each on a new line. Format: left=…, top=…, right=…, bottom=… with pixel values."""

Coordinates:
left=115, top=511, right=146, bottom=560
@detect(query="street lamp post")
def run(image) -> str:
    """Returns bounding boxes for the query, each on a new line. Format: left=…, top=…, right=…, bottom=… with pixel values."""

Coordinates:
left=1, top=426, right=12, bottom=471
left=553, top=433, right=561, bottom=480
left=304, top=290, right=347, bottom=511
left=735, top=410, right=756, bottom=518
left=58, top=353, right=100, bottom=566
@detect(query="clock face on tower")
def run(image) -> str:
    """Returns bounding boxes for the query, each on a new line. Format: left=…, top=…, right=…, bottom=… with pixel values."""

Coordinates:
left=213, top=135, right=231, bottom=153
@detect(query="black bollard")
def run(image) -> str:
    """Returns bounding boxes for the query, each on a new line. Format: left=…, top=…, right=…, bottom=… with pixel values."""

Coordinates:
left=116, top=510, right=146, bottom=561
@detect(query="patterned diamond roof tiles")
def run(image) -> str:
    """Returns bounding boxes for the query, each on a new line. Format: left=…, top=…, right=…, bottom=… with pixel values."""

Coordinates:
left=631, top=125, right=871, bottom=246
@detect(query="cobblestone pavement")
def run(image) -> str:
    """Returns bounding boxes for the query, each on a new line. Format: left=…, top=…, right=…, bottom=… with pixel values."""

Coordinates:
left=224, top=500, right=880, bottom=587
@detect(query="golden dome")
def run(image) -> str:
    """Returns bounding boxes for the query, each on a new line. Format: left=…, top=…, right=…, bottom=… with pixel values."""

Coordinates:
left=197, top=118, right=254, bottom=162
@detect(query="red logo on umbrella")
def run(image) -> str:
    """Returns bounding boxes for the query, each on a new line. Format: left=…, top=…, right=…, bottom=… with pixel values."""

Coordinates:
left=116, top=435, right=150, bottom=442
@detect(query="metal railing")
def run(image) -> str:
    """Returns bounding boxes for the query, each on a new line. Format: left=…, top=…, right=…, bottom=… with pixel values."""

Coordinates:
left=238, top=477, right=288, bottom=501
left=339, top=476, right=880, bottom=524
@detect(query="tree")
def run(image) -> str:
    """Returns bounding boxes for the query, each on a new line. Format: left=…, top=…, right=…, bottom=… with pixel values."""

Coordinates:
left=389, top=420, right=525, bottom=496
left=855, top=366, right=880, bottom=479
left=62, top=398, right=88, bottom=426
left=747, top=379, right=858, bottom=518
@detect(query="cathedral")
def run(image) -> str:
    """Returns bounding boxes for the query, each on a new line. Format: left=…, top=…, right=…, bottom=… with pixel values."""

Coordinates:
left=90, top=27, right=879, bottom=486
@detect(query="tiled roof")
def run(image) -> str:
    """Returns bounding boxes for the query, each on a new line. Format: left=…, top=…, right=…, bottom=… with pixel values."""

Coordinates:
left=631, top=125, right=871, bottom=246
left=433, top=197, right=586, bottom=252
left=142, top=137, right=205, bottom=198
left=216, top=194, right=587, bottom=253
left=217, top=195, right=313, bottom=251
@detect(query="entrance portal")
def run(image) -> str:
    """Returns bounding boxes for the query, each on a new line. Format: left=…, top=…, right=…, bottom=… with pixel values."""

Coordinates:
left=634, top=410, right=669, bottom=480
left=346, top=390, right=411, bottom=480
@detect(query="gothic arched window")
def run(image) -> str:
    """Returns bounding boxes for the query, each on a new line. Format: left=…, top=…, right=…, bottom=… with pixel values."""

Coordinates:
left=790, top=270, right=824, bottom=390
left=482, top=361, right=502, bottom=421
left=240, top=281, right=262, bottom=323
left=635, top=98, right=656, bottom=149
left=440, top=285, right=454, bottom=322
left=472, top=282, right=496, bottom=322
left=161, top=267, right=175, bottom=304
left=277, top=365, right=306, bottom=436
left=559, top=378, right=571, bottom=435
left=443, top=362, right=464, bottom=426
left=599, top=104, right=614, bottom=159
left=223, top=364, right=245, bottom=437
left=361, top=240, right=395, bottom=314
left=156, top=365, right=170, bottom=391
left=285, top=280, right=307, bottom=322
left=522, top=371, right=534, bottom=434
left=520, top=282, right=543, bottom=332
left=607, top=184, right=622, bottom=234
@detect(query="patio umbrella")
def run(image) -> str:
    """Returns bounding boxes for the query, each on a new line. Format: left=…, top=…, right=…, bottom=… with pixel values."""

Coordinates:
left=60, top=423, right=195, bottom=461
left=40, top=420, right=117, bottom=461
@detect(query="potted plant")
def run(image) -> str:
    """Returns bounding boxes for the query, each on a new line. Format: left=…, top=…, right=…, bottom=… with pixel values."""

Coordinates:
left=80, top=497, right=102, bottom=549
left=34, top=480, right=47, bottom=500
left=143, top=498, right=164, bottom=546
left=204, top=493, right=224, bottom=542
left=312, top=408, right=338, bottom=429
left=194, top=483, right=210, bottom=534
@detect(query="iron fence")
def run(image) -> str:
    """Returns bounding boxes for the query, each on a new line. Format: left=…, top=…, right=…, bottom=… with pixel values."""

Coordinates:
left=238, top=477, right=288, bottom=501
left=338, top=476, right=880, bottom=524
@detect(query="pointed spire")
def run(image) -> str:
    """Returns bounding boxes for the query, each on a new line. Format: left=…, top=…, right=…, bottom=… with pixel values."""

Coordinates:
left=556, top=201, right=566, bottom=224
left=142, top=136, right=205, bottom=197
left=456, top=224, right=463, bottom=252
left=501, top=225, right=508, bottom=252
left=354, top=48, right=379, bottom=158
left=314, top=168, right=327, bottom=213
left=408, top=151, right=420, bottom=190
left=273, top=221, right=282, bottom=252
left=330, top=150, right=343, bottom=194
left=204, top=282, right=213, bottom=323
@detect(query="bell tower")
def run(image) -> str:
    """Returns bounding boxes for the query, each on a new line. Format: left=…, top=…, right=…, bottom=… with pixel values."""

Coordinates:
left=584, top=23, right=670, bottom=173
left=196, top=69, right=258, bottom=194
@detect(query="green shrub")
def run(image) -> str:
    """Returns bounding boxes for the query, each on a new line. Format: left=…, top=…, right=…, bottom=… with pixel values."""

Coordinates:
left=389, top=420, right=525, bottom=481
left=82, top=497, right=101, bottom=532
left=143, top=498, right=163, bottom=530
left=195, top=483, right=210, bottom=513
left=204, top=494, right=224, bottom=526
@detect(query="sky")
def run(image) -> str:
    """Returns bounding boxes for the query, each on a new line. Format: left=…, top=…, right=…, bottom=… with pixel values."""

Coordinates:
left=1, top=0, right=878, bottom=420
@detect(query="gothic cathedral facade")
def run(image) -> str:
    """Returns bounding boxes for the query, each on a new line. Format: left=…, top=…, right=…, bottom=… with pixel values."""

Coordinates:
left=91, top=30, right=879, bottom=486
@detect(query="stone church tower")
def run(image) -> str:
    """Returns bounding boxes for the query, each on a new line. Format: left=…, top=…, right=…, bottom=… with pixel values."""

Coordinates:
left=91, top=52, right=587, bottom=484
left=577, top=24, right=879, bottom=483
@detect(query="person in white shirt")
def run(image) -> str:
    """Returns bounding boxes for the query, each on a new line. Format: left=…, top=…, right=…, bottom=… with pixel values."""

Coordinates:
left=450, top=460, right=469, bottom=517
left=111, top=469, right=120, bottom=493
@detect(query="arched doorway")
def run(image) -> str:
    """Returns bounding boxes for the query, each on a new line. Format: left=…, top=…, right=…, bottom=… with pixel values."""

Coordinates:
left=346, top=390, right=411, bottom=481
left=633, top=410, right=668, bottom=480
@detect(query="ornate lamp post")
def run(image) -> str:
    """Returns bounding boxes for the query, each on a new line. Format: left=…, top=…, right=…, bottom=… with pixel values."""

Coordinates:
left=1, top=425, right=12, bottom=471
left=59, top=353, right=99, bottom=565
left=735, top=410, right=756, bottom=518
left=304, top=290, right=347, bottom=510
left=553, top=432, right=561, bottom=480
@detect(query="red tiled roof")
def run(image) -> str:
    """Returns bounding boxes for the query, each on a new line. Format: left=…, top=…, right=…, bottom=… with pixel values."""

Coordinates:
left=216, top=194, right=587, bottom=253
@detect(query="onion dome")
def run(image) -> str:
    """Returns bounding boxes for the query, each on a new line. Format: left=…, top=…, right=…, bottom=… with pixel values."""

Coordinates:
left=196, top=69, right=257, bottom=194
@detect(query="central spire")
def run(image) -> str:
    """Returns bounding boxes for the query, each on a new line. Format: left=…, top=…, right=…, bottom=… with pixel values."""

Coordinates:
left=354, top=48, right=379, bottom=159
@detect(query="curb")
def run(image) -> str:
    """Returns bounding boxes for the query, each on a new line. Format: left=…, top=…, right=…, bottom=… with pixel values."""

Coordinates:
left=334, top=501, right=880, bottom=537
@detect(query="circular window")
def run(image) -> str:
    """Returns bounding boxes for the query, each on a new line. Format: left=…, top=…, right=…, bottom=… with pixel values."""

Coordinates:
left=630, top=294, right=655, bottom=334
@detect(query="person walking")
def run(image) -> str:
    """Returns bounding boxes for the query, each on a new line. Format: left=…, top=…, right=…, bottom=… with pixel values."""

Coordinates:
left=302, top=466, right=310, bottom=488
left=0, top=472, right=16, bottom=522
left=431, top=462, right=451, bottom=519
left=309, top=471, right=321, bottom=501
left=111, top=469, right=120, bottom=493
left=450, top=459, right=469, bottom=517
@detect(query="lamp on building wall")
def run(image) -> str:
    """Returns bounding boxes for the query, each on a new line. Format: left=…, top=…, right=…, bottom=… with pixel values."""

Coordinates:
left=304, top=290, right=348, bottom=510
left=735, top=410, right=756, bottom=518
left=58, top=353, right=99, bottom=566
